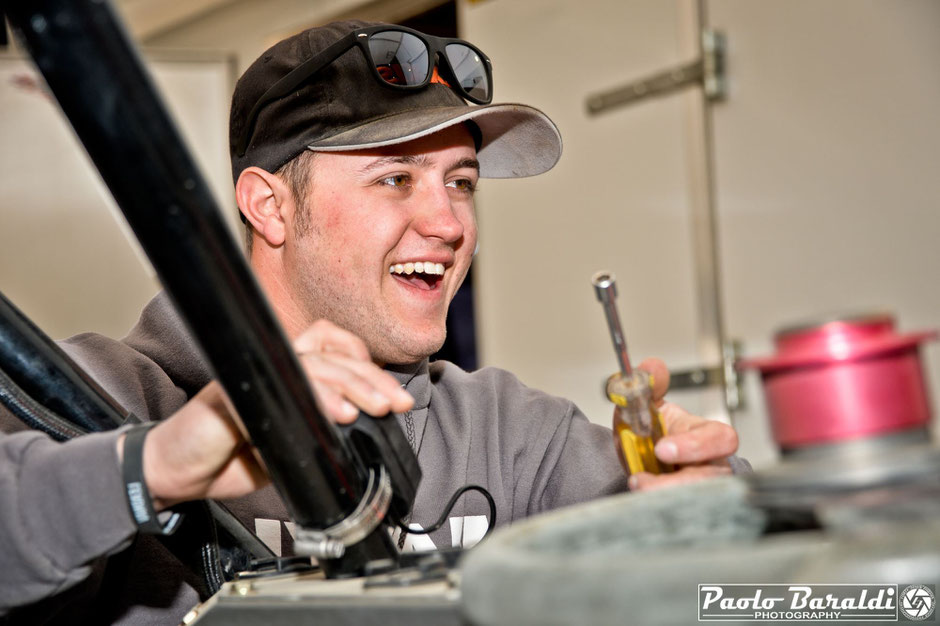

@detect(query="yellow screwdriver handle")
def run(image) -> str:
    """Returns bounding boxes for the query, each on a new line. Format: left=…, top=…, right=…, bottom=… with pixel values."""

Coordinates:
left=606, top=371, right=673, bottom=476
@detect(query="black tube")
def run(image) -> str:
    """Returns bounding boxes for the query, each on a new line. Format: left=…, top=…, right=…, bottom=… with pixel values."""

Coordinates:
left=3, top=0, right=398, bottom=572
left=0, top=290, right=128, bottom=432
left=0, top=366, right=87, bottom=441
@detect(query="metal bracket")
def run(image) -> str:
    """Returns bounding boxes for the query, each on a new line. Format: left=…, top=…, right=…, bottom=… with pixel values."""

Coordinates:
left=586, top=29, right=726, bottom=115
left=668, top=340, right=745, bottom=413
left=294, top=465, right=392, bottom=559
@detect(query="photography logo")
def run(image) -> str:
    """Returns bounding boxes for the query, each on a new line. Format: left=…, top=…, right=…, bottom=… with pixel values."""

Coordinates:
left=698, top=584, right=900, bottom=622
left=900, top=585, right=936, bottom=622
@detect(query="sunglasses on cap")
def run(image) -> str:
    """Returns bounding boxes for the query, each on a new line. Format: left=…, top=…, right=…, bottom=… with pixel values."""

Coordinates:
left=235, top=25, right=493, bottom=157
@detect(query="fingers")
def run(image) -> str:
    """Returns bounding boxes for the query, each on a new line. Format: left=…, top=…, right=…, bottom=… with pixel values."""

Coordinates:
left=621, top=357, right=742, bottom=493
left=293, top=319, right=372, bottom=362
left=299, top=351, right=413, bottom=423
left=654, top=402, right=739, bottom=465
left=149, top=382, right=243, bottom=469
left=309, top=382, right=360, bottom=423
left=139, top=318, right=416, bottom=508
left=200, top=444, right=270, bottom=501
left=293, top=318, right=413, bottom=423
left=143, top=382, right=262, bottom=507
left=629, top=464, right=732, bottom=492
left=637, top=357, right=670, bottom=402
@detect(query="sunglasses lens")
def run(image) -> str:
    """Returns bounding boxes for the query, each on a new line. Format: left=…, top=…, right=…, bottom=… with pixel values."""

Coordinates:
left=445, top=43, right=490, bottom=102
left=369, top=31, right=430, bottom=86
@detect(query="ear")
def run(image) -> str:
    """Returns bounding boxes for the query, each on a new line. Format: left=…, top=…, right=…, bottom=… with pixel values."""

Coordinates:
left=235, top=167, right=290, bottom=247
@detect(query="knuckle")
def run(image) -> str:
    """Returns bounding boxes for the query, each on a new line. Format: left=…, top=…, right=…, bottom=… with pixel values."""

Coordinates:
left=311, top=318, right=332, bottom=331
left=660, top=402, right=681, bottom=424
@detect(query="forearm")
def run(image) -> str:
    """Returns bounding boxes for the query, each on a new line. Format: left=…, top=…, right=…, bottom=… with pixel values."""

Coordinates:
left=0, top=430, right=136, bottom=612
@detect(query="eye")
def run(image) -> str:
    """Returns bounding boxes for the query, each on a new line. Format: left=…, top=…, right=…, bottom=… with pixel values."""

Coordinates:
left=379, top=174, right=411, bottom=188
left=446, top=178, right=476, bottom=193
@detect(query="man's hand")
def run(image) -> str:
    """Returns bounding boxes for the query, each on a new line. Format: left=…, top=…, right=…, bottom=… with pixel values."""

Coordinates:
left=293, top=320, right=414, bottom=423
left=626, top=358, right=739, bottom=492
left=125, top=319, right=414, bottom=510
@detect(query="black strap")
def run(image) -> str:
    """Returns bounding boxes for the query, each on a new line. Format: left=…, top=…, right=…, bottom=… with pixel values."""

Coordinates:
left=122, top=423, right=183, bottom=535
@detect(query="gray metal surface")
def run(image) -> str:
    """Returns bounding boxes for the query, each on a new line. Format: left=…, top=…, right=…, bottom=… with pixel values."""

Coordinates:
left=184, top=568, right=463, bottom=625
left=460, top=477, right=772, bottom=625
left=459, top=472, right=940, bottom=625
left=750, top=434, right=940, bottom=511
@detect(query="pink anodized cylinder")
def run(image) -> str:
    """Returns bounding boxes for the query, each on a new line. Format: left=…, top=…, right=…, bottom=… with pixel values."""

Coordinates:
left=740, top=315, right=937, bottom=449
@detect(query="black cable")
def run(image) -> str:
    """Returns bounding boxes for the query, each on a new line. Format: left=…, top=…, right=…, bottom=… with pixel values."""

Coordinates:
left=395, top=484, right=497, bottom=539
left=0, top=290, right=129, bottom=432
left=0, top=366, right=87, bottom=441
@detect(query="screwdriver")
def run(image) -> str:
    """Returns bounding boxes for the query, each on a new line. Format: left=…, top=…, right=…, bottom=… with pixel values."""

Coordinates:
left=591, top=271, right=673, bottom=476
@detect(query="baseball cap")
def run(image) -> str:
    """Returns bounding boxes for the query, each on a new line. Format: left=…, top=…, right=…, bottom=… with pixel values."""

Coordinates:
left=229, top=20, right=562, bottom=183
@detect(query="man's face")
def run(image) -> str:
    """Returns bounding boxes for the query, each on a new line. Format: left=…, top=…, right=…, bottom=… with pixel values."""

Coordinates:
left=280, top=124, right=479, bottom=365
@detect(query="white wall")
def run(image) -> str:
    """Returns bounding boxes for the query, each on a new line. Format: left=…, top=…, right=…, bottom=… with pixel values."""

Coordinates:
left=462, top=0, right=720, bottom=431
left=463, top=0, right=940, bottom=468
left=135, top=0, right=445, bottom=74
left=0, top=51, right=234, bottom=339
left=710, top=0, right=940, bottom=447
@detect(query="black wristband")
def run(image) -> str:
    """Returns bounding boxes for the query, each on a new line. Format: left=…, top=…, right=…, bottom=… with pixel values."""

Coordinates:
left=122, top=423, right=183, bottom=535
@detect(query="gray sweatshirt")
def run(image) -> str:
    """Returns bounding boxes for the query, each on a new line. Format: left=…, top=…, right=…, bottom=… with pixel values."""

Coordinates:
left=0, top=292, right=744, bottom=623
left=0, top=430, right=133, bottom=612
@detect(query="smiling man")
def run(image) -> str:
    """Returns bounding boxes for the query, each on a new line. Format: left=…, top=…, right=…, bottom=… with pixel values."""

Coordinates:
left=0, top=18, right=745, bottom=625
left=220, top=18, right=746, bottom=552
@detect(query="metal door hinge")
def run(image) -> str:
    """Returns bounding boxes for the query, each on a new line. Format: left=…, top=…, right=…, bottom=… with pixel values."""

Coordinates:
left=668, top=339, right=745, bottom=413
left=586, top=29, right=726, bottom=115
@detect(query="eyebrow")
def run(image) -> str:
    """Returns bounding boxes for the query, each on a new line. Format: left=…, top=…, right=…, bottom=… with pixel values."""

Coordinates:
left=452, top=157, right=481, bottom=174
left=357, top=155, right=481, bottom=176
left=357, top=155, right=427, bottom=174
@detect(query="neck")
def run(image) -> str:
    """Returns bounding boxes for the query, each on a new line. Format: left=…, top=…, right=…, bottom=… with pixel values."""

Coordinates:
left=249, top=249, right=309, bottom=340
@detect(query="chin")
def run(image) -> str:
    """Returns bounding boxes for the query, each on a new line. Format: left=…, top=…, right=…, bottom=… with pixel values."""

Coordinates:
left=379, top=332, right=446, bottom=366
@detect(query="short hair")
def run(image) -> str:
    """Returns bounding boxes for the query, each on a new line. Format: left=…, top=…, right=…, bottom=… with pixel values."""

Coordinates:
left=243, top=150, right=318, bottom=255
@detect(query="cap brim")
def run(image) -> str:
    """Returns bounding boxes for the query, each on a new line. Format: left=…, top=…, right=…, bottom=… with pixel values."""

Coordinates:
left=306, top=103, right=562, bottom=179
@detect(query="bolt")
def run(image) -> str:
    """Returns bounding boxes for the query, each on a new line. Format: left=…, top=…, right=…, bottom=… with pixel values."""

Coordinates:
left=234, top=581, right=252, bottom=596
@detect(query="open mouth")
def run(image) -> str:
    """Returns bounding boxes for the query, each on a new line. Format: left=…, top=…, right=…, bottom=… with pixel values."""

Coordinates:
left=389, top=261, right=445, bottom=291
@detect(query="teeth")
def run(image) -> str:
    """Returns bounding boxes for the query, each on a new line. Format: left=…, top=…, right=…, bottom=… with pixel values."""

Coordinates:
left=389, top=261, right=446, bottom=276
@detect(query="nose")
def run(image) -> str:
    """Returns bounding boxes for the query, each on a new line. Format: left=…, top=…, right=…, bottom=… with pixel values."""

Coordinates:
left=412, top=183, right=466, bottom=244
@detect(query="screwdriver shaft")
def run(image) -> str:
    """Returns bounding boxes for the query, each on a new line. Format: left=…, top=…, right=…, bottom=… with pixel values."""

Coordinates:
left=591, top=271, right=633, bottom=376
